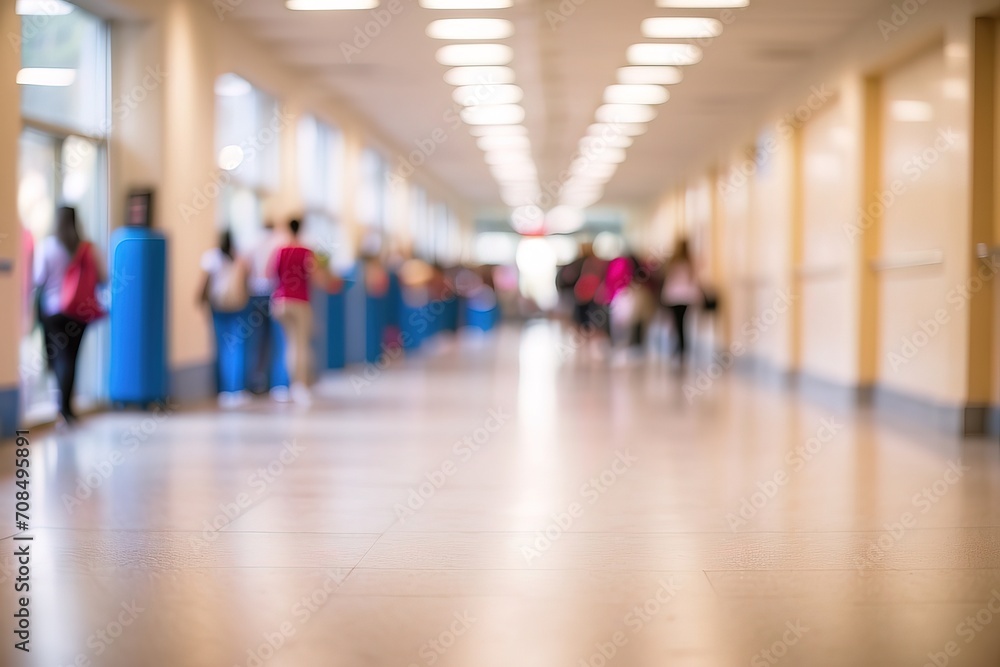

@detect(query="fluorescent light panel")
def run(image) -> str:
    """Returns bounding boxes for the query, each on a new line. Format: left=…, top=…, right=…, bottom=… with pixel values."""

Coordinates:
left=427, top=18, right=514, bottom=40
left=436, top=43, right=513, bottom=66
left=286, top=0, right=379, bottom=9
left=16, top=67, right=75, bottom=86
left=604, top=84, right=669, bottom=105
left=641, top=17, right=723, bottom=39
left=421, top=0, right=512, bottom=7
left=444, top=66, right=516, bottom=86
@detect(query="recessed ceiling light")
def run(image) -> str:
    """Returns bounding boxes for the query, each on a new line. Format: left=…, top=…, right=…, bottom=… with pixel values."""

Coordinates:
left=436, top=44, right=513, bottom=67
left=286, top=0, right=379, bottom=9
left=16, top=67, right=76, bottom=86
left=16, top=0, right=74, bottom=15
left=595, top=104, right=657, bottom=124
left=604, top=84, right=669, bottom=105
left=453, top=84, right=523, bottom=106
left=421, top=0, right=513, bottom=8
left=444, top=66, right=516, bottom=86
left=656, top=0, right=748, bottom=7
left=218, top=145, right=245, bottom=171
left=461, top=104, right=525, bottom=125
left=627, top=43, right=703, bottom=66
left=427, top=18, right=514, bottom=40
left=616, top=66, right=684, bottom=86
left=641, top=17, right=723, bottom=39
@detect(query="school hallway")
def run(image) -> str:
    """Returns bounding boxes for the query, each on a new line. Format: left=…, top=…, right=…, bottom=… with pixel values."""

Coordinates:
left=2, top=323, right=999, bottom=667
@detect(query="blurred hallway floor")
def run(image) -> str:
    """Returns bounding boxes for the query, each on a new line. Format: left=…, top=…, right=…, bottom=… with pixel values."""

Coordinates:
left=2, top=322, right=1000, bottom=666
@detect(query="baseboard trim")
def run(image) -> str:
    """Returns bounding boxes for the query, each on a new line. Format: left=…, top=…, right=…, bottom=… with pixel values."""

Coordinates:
left=170, top=362, right=215, bottom=404
left=733, top=354, right=796, bottom=390
left=872, top=386, right=990, bottom=437
left=795, top=371, right=873, bottom=411
left=0, top=386, right=19, bottom=438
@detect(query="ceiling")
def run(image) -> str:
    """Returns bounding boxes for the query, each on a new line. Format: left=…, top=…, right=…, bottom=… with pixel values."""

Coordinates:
left=214, top=0, right=887, bottom=210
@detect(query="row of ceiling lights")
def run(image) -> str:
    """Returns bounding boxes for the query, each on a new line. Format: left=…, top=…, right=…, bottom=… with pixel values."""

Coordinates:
left=425, top=9, right=544, bottom=224
left=555, top=0, right=750, bottom=222
left=285, top=0, right=750, bottom=235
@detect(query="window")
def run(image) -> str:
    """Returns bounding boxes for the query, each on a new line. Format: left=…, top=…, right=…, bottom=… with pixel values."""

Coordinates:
left=359, top=147, right=388, bottom=229
left=298, top=114, right=347, bottom=265
left=215, top=73, right=283, bottom=252
left=17, top=0, right=110, bottom=423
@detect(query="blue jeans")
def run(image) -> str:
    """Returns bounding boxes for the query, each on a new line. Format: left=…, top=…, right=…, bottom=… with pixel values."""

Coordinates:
left=212, top=308, right=248, bottom=394
left=244, top=296, right=289, bottom=391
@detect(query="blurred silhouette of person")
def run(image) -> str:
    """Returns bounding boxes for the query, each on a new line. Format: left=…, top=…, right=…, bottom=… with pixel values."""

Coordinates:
left=246, top=220, right=287, bottom=397
left=199, top=229, right=250, bottom=408
left=33, top=207, right=106, bottom=426
left=661, top=239, right=701, bottom=364
left=268, top=218, right=341, bottom=406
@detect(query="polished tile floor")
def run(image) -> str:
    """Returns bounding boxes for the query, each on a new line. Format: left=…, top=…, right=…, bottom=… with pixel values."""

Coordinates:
left=2, top=323, right=1000, bottom=666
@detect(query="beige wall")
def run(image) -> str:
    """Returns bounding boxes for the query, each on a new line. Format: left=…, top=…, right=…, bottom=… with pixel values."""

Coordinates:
left=641, top=0, right=1000, bottom=418
left=799, top=91, right=861, bottom=386
left=875, top=44, right=972, bottom=405
left=0, top=0, right=20, bottom=392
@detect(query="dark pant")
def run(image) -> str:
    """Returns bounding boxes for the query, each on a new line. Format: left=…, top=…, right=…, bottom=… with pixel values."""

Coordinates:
left=668, top=304, right=689, bottom=358
left=40, top=313, right=88, bottom=420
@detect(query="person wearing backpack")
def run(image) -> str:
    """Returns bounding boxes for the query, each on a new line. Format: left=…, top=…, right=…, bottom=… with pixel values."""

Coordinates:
left=199, top=230, right=250, bottom=408
left=32, top=207, right=107, bottom=426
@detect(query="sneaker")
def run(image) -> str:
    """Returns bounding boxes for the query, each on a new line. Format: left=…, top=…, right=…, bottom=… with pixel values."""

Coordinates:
left=270, top=386, right=291, bottom=403
left=218, top=392, right=239, bottom=409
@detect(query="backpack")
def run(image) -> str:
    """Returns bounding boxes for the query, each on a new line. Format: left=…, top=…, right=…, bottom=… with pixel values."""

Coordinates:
left=60, top=242, right=106, bottom=323
left=210, top=255, right=249, bottom=313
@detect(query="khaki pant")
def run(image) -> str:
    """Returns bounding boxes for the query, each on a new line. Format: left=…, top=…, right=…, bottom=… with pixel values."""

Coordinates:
left=272, top=299, right=312, bottom=387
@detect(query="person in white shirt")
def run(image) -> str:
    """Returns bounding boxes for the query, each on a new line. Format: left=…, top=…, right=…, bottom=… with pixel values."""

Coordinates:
left=661, top=239, right=701, bottom=364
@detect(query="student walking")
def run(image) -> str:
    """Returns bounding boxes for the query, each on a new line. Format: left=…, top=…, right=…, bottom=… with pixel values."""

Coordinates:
left=33, top=207, right=106, bottom=426
left=661, top=239, right=701, bottom=365
left=200, top=230, right=250, bottom=408
left=268, top=218, right=340, bottom=406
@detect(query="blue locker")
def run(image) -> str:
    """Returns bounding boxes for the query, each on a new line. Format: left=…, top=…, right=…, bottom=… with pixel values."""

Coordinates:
left=109, top=228, right=168, bottom=406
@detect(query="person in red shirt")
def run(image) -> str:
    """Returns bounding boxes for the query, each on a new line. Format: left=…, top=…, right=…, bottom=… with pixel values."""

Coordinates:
left=267, top=218, right=339, bottom=405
